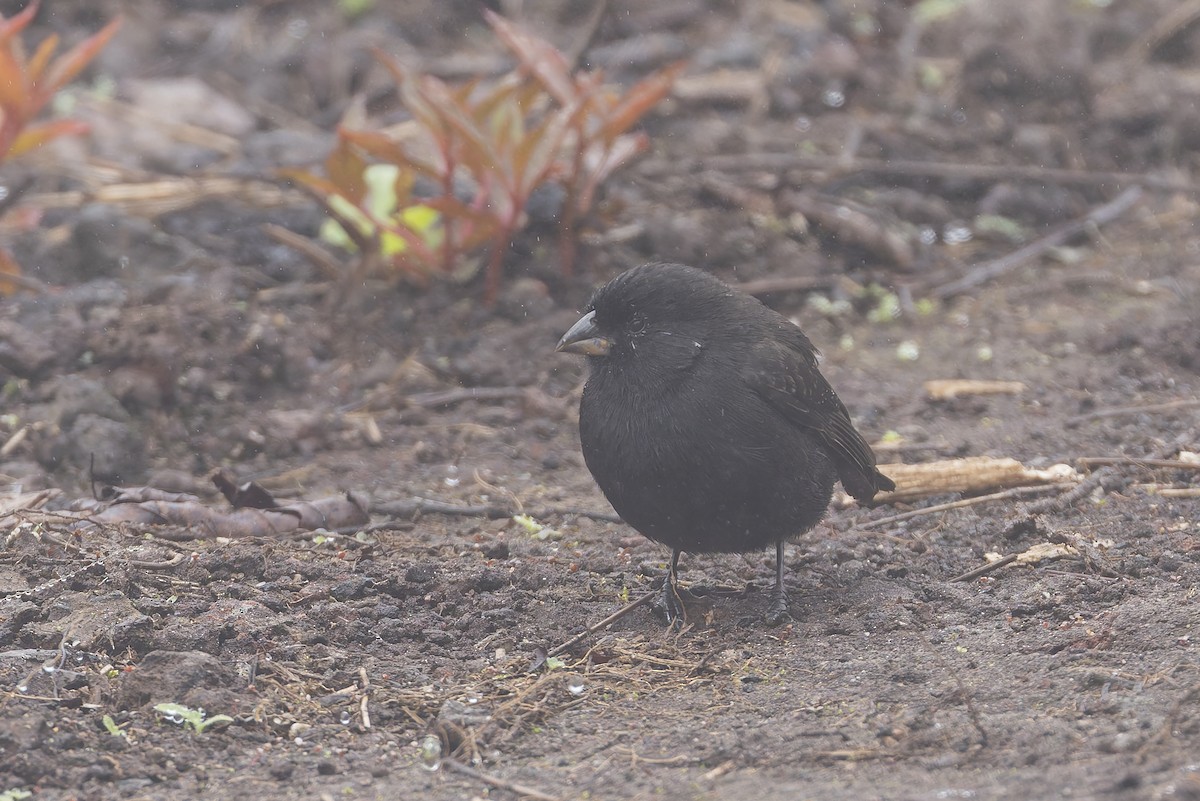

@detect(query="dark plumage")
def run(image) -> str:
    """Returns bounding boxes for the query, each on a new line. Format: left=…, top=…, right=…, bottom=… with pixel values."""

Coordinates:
left=556, top=262, right=894, bottom=624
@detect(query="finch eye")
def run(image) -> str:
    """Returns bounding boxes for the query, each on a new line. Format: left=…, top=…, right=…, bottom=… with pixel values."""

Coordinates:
left=628, top=314, right=648, bottom=335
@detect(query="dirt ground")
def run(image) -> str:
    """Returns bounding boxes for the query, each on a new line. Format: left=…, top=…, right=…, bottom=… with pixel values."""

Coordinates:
left=2, top=1, right=1199, bottom=799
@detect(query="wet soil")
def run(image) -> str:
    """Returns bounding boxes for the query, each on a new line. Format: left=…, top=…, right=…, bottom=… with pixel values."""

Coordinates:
left=1, top=1, right=1199, bottom=799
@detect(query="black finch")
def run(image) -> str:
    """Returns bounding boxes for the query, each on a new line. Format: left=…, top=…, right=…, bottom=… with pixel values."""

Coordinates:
left=556, top=262, right=894, bottom=625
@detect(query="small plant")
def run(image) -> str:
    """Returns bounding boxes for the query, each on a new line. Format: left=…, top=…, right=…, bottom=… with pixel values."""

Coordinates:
left=101, top=714, right=129, bottom=739
left=0, top=2, right=121, bottom=296
left=0, top=2, right=121, bottom=162
left=485, top=10, right=684, bottom=278
left=288, top=12, right=682, bottom=304
left=153, top=703, right=233, bottom=734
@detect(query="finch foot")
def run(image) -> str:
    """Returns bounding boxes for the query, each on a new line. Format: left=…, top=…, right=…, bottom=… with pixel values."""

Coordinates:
left=765, top=540, right=793, bottom=625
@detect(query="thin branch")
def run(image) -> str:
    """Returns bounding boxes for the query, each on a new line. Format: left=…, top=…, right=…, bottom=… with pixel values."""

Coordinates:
left=1076, top=457, right=1200, bottom=472
left=857, top=484, right=1066, bottom=530
left=931, top=186, right=1143, bottom=300
left=126, top=553, right=186, bottom=570
left=406, top=387, right=531, bottom=408
left=441, top=757, right=564, bottom=801
left=547, top=590, right=658, bottom=658
left=1066, top=398, right=1200, bottom=427
left=262, top=222, right=344, bottom=281
left=639, top=153, right=1197, bottom=194
left=371, top=497, right=622, bottom=524
left=949, top=554, right=1019, bottom=583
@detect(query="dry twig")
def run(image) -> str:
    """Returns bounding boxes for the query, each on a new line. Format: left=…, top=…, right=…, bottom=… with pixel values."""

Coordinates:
left=1066, top=398, right=1200, bottom=427
left=547, top=591, right=658, bottom=658
left=441, top=757, right=564, bottom=801
left=859, top=484, right=1064, bottom=530
left=640, top=154, right=1193, bottom=194
left=931, top=187, right=1143, bottom=299
left=371, top=497, right=622, bottom=524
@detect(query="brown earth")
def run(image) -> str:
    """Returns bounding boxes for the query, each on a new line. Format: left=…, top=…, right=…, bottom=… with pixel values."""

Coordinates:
left=1, top=1, right=1199, bottom=800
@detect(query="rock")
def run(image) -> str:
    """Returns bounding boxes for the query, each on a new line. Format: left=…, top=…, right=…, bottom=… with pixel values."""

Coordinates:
left=51, top=376, right=130, bottom=428
left=25, top=591, right=152, bottom=653
left=67, top=414, right=146, bottom=483
left=116, top=650, right=237, bottom=709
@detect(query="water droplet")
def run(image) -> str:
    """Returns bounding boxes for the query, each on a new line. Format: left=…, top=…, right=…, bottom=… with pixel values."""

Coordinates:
left=793, top=116, right=812, bottom=133
left=822, top=87, right=845, bottom=108
left=42, top=664, right=58, bottom=674
left=942, top=223, right=973, bottom=245
left=951, top=109, right=968, bottom=125
left=16, top=684, right=28, bottom=693
left=919, top=226, right=938, bottom=245
left=340, top=711, right=351, bottom=725
left=286, top=19, right=309, bottom=40
left=567, top=680, right=586, bottom=696
left=419, top=734, right=443, bottom=770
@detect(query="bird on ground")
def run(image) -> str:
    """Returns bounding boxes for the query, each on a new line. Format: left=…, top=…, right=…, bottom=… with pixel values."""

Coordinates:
left=556, top=262, right=894, bottom=625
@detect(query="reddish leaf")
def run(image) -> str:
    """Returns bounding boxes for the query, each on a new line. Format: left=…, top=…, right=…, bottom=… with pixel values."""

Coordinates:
left=25, top=32, right=57, bottom=83
left=39, top=16, right=122, bottom=96
left=485, top=9, right=576, bottom=104
left=577, top=132, right=649, bottom=214
left=0, top=44, right=30, bottom=113
left=513, top=104, right=571, bottom=195
left=6, top=117, right=88, bottom=157
left=599, top=61, right=685, bottom=142
left=0, top=2, right=39, bottom=43
left=0, top=247, right=22, bottom=296
left=421, top=76, right=513, bottom=193
left=278, top=168, right=347, bottom=201
left=424, top=195, right=501, bottom=233
left=340, top=128, right=442, bottom=178
left=325, top=134, right=369, bottom=205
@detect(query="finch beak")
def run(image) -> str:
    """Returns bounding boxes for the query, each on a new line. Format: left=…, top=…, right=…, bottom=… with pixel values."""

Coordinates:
left=555, top=310, right=611, bottom=356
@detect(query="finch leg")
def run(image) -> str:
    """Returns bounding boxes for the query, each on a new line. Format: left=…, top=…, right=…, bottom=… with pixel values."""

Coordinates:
left=765, top=540, right=792, bottom=625
left=655, top=549, right=687, bottom=627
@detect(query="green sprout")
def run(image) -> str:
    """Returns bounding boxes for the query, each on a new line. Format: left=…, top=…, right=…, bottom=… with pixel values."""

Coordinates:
left=896, top=341, right=921, bottom=362
left=319, top=164, right=441, bottom=258
left=973, top=214, right=1026, bottom=243
left=102, top=715, right=128, bottom=739
left=513, top=514, right=560, bottom=540
left=865, top=285, right=901, bottom=324
left=153, top=703, right=233, bottom=734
